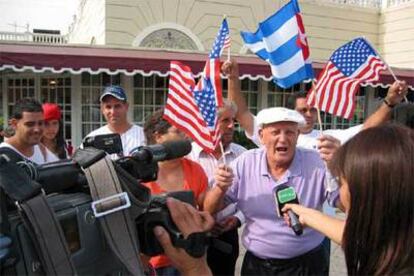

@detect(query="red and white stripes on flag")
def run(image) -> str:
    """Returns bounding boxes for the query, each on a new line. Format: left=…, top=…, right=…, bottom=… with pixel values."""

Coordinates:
left=194, top=58, right=223, bottom=106
left=163, top=61, right=217, bottom=152
left=223, top=34, right=231, bottom=49
left=307, top=38, right=387, bottom=119
left=307, top=56, right=386, bottom=119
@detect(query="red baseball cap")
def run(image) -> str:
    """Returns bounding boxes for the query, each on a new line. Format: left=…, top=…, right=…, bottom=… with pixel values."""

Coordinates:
left=42, top=103, right=62, bottom=121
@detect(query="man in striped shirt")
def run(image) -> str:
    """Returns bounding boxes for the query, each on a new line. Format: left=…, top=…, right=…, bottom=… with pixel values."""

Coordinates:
left=188, top=100, right=246, bottom=276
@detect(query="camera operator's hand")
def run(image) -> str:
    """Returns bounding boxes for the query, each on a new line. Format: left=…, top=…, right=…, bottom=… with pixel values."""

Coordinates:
left=154, top=198, right=213, bottom=276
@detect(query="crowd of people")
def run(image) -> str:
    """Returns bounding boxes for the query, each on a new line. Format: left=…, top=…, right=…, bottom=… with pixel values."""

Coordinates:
left=0, top=59, right=412, bottom=276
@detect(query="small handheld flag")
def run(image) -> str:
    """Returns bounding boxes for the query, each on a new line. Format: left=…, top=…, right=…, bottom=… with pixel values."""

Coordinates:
left=307, top=37, right=387, bottom=119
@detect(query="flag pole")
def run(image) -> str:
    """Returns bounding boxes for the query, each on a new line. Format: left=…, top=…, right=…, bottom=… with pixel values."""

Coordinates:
left=364, top=37, right=408, bottom=102
left=380, top=60, right=408, bottom=102
left=311, top=80, right=324, bottom=135
left=219, top=141, right=227, bottom=166
left=223, top=14, right=231, bottom=61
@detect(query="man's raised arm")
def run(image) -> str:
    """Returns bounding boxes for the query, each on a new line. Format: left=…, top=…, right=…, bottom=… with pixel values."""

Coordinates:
left=222, top=60, right=255, bottom=137
left=363, top=80, right=408, bottom=129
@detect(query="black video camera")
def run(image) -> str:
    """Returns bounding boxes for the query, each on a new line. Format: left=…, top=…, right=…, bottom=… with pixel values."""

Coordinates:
left=0, top=135, right=209, bottom=275
left=82, top=133, right=123, bottom=155
left=137, top=191, right=207, bottom=257
left=83, top=137, right=208, bottom=257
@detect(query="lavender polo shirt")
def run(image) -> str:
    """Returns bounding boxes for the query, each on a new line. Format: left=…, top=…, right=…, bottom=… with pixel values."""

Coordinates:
left=225, top=147, right=338, bottom=259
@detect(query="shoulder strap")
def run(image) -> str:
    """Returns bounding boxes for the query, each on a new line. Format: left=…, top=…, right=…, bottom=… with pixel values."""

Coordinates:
left=82, top=156, right=144, bottom=275
left=0, top=157, right=76, bottom=275
left=0, top=147, right=25, bottom=163
left=19, top=194, right=77, bottom=275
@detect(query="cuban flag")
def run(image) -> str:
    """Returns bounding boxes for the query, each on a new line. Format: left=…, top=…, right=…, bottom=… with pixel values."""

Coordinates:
left=241, top=0, right=313, bottom=88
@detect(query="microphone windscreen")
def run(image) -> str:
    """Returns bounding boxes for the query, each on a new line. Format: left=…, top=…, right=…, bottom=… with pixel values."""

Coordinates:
left=274, top=184, right=299, bottom=217
left=161, top=140, right=192, bottom=160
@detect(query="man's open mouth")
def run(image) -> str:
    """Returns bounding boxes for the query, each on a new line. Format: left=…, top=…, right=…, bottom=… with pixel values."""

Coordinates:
left=276, top=147, right=288, bottom=152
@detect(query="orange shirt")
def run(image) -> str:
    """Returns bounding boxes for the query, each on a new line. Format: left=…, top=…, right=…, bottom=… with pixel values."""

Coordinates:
left=143, top=158, right=208, bottom=269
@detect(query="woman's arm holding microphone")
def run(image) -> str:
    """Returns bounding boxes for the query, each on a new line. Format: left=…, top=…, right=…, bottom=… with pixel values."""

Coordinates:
left=282, top=204, right=345, bottom=245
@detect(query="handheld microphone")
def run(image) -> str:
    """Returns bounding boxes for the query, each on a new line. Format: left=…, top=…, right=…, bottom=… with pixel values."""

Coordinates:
left=274, top=184, right=303, bottom=236
left=129, top=140, right=192, bottom=163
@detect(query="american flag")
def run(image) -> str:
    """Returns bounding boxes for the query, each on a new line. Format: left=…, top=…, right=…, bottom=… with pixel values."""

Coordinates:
left=164, top=20, right=229, bottom=152
left=222, top=18, right=231, bottom=49
left=194, top=18, right=230, bottom=97
left=164, top=61, right=217, bottom=151
left=307, top=37, right=386, bottom=119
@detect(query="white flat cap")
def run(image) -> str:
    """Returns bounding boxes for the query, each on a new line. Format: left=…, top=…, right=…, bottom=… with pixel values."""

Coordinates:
left=256, top=107, right=306, bottom=128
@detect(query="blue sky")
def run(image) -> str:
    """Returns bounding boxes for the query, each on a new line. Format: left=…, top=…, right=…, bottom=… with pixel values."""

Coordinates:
left=0, top=0, right=77, bottom=34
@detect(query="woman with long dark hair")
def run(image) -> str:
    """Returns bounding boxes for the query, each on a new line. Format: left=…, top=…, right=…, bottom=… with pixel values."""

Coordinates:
left=41, top=103, right=68, bottom=160
left=283, top=123, right=414, bottom=275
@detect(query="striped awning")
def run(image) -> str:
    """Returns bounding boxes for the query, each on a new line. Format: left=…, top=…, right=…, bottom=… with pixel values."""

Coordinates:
left=1, top=42, right=413, bottom=88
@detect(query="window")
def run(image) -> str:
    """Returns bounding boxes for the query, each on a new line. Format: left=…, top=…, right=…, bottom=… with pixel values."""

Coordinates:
left=240, top=79, right=259, bottom=115
left=7, top=77, right=35, bottom=116
left=265, top=80, right=366, bottom=130
left=267, top=82, right=302, bottom=108
left=133, top=75, right=167, bottom=125
left=80, top=73, right=121, bottom=138
left=320, top=87, right=366, bottom=129
left=226, top=78, right=259, bottom=132
left=140, top=29, right=198, bottom=50
left=0, top=78, right=3, bottom=126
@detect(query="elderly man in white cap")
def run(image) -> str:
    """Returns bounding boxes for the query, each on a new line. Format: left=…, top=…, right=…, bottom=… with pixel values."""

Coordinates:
left=204, top=107, right=338, bottom=276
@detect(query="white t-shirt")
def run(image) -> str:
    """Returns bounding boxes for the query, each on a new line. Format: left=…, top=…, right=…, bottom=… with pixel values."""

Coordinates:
left=85, top=124, right=145, bottom=160
left=43, top=146, right=60, bottom=163
left=0, top=142, right=47, bottom=164
left=297, top=125, right=362, bottom=150
left=248, top=116, right=362, bottom=149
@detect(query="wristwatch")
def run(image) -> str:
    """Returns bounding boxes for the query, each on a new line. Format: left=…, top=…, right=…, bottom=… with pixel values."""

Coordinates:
left=383, top=98, right=396, bottom=109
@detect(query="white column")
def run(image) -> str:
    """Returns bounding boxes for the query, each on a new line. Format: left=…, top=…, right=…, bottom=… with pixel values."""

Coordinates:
left=258, top=79, right=267, bottom=110
left=71, top=74, right=82, bottom=147
left=34, top=74, right=41, bottom=99
left=121, top=74, right=134, bottom=123
left=365, top=85, right=380, bottom=116
left=2, top=74, right=7, bottom=125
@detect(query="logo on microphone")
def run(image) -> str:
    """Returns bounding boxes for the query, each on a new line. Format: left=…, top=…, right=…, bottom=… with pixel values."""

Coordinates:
left=277, top=187, right=297, bottom=204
